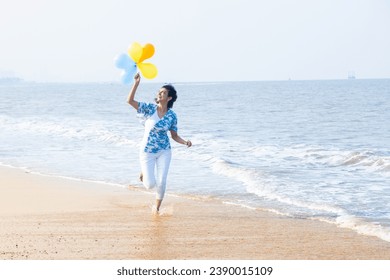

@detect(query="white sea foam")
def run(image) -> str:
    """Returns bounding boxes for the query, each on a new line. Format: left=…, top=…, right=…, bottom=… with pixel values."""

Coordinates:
left=335, top=214, right=390, bottom=242
left=211, top=158, right=343, bottom=213
left=249, top=144, right=390, bottom=175
left=0, top=115, right=139, bottom=148
left=313, top=214, right=390, bottom=243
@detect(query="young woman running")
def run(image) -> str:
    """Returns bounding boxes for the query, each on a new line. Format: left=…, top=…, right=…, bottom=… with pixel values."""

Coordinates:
left=127, top=73, right=192, bottom=213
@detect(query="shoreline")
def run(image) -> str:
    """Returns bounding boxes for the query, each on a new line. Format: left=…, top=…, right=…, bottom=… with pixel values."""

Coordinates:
left=1, top=165, right=390, bottom=259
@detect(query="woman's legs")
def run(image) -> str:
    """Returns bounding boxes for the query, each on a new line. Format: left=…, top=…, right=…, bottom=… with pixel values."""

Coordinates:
left=139, top=152, right=157, bottom=189
left=139, top=149, right=172, bottom=212
left=155, top=149, right=172, bottom=203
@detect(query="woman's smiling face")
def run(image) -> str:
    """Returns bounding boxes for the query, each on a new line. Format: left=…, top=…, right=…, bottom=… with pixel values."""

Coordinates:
left=156, top=88, right=171, bottom=103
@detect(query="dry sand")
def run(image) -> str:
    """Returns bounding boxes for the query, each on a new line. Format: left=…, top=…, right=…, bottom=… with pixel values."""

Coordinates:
left=1, top=165, right=390, bottom=260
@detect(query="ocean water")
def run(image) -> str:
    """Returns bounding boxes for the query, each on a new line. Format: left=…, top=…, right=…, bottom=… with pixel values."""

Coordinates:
left=1, top=79, right=390, bottom=242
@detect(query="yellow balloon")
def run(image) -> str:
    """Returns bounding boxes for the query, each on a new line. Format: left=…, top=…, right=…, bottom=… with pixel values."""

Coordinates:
left=128, top=42, right=143, bottom=63
left=138, top=43, right=155, bottom=63
left=138, top=62, right=158, bottom=79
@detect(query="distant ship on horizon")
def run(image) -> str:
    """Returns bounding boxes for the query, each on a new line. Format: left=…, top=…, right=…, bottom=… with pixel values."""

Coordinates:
left=348, top=71, right=356, bottom=79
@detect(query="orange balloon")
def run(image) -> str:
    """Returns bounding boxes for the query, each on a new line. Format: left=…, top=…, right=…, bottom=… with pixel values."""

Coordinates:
left=139, top=43, right=155, bottom=63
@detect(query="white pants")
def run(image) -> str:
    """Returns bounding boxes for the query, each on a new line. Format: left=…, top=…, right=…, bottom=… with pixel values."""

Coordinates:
left=139, top=149, right=172, bottom=200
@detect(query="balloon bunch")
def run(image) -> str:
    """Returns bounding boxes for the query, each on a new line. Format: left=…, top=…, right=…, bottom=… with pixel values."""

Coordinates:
left=114, top=42, right=157, bottom=84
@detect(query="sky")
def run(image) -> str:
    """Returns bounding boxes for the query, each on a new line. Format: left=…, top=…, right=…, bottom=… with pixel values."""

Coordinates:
left=0, top=0, right=389, bottom=83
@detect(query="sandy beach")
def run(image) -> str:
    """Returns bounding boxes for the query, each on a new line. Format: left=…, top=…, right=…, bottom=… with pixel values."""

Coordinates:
left=1, top=165, right=390, bottom=260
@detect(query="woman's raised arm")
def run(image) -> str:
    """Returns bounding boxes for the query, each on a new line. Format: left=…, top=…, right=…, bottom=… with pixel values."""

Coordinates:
left=127, top=73, right=141, bottom=110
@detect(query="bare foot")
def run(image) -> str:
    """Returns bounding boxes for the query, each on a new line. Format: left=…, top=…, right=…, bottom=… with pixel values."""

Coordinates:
left=151, top=205, right=159, bottom=215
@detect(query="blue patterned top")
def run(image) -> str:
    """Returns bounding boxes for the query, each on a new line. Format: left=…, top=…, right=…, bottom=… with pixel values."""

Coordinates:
left=137, top=102, right=178, bottom=153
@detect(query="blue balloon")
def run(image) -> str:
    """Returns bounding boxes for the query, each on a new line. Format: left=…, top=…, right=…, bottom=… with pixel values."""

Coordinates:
left=120, top=72, right=132, bottom=84
left=120, top=66, right=137, bottom=84
left=114, top=53, right=135, bottom=69
left=115, top=53, right=137, bottom=84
